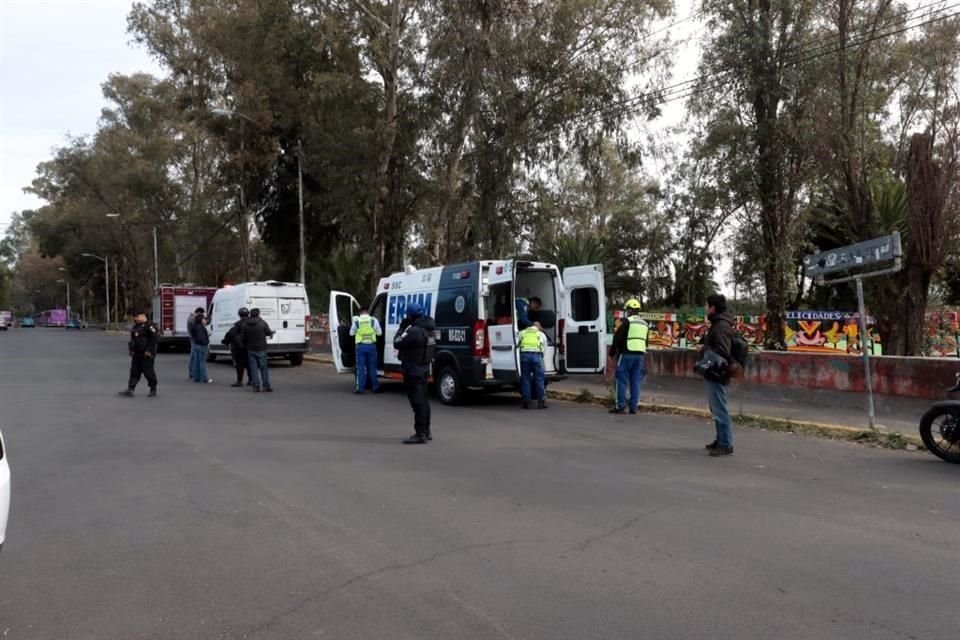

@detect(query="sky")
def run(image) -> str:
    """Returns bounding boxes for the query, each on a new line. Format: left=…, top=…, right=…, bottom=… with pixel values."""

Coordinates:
left=0, top=0, right=164, bottom=235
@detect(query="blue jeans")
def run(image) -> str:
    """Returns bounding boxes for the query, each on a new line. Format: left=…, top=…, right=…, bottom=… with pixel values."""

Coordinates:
left=190, top=344, right=209, bottom=382
left=355, top=343, right=379, bottom=393
left=248, top=351, right=270, bottom=388
left=707, top=380, right=733, bottom=447
left=614, top=353, right=645, bottom=410
left=520, top=352, right=545, bottom=401
left=188, top=341, right=197, bottom=377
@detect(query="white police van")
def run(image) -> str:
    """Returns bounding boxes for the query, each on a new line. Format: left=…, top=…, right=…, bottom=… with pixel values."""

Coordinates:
left=329, top=260, right=606, bottom=404
left=208, top=281, right=310, bottom=365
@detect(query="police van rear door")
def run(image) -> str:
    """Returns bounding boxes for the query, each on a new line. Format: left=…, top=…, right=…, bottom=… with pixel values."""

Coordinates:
left=486, top=260, right=519, bottom=376
left=562, top=264, right=607, bottom=373
left=329, top=291, right=360, bottom=373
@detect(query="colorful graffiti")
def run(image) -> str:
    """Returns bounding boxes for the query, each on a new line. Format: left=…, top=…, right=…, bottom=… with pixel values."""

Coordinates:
left=608, top=309, right=891, bottom=355
left=924, top=311, right=960, bottom=358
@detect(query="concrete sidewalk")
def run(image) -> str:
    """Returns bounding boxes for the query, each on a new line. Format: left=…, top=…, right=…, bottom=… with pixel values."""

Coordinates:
left=552, top=373, right=931, bottom=434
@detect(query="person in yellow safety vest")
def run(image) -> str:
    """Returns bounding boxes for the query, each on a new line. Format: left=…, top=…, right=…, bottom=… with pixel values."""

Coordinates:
left=517, top=321, right=548, bottom=409
left=350, top=307, right=383, bottom=394
left=609, top=299, right=649, bottom=414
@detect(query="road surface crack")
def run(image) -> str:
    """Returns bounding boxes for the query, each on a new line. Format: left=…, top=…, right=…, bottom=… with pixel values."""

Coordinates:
left=571, top=502, right=681, bottom=553
left=241, top=537, right=544, bottom=638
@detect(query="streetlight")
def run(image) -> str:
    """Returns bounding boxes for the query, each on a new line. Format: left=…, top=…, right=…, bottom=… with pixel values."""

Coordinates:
left=212, top=106, right=306, bottom=285
left=106, top=213, right=159, bottom=289
left=57, top=268, right=71, bottom=321
left=81, top=253, right=110, bottom=326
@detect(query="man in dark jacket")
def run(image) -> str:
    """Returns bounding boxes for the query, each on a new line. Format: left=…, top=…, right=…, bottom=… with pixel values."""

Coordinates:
left=223, top=307, right=251, bottom=387
left=702, top=293, right=736, bottom=456
left=242, top=308, right=275, bottom=392
left=394, top=302, right=436, bottom=444
left=119, top=311, right=159, bottom=397
left=189, top=309, right=213, bottom=384
left=186, top=306, right=204, bottom=380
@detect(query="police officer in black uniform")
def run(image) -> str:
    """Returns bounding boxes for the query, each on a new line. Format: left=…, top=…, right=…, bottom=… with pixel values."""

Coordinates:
left=394, top=302, right=436, bottom=444
left=119, top=310, right=159, bottom=397
left=223, top=307, right=251, bottom=387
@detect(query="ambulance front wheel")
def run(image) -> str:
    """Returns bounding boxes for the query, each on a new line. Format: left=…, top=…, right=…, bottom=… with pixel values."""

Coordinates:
left=436, top=366, right=464, bottom=406
left=288, top=353, right=304, bottom=366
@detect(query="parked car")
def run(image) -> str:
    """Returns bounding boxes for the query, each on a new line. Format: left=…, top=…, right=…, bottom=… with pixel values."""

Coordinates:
left=0, top=318, right=7, bottom=331
left=0, top=429, right=9, bottom=554
left=65, top=318, right=82, bottom=330
left=19, top=317, right=35, bottom=328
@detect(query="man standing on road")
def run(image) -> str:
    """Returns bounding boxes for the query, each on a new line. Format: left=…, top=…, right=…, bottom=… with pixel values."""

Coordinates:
left=186, top=307, right=204, bottom=380
left=350, top=307, right=382, bottom=395
left=189, top=309, right=213, bottom=384
left=243, top=308, right=275, bottom=392
left=394, top=302, right=436, bottom=444
left=702, top=294, right=736, bottom=457
left=223, top=307, right=251, bottom=388
left=518, top=321, right=548, bottom=409
left=119, top=311, right=158, bottom=398
left=609, top=299, right=649, bottom=415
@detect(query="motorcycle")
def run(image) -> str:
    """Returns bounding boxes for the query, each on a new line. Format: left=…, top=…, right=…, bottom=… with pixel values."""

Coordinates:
left=918, top=374, right=960, bottom=464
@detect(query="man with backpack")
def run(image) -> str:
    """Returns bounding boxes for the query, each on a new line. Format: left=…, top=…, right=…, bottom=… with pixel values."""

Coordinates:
left=699, top=294, right=747, bottom=457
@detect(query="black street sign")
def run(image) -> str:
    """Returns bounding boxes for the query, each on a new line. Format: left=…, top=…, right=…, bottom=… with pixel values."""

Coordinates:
left=803, top=233, right=902, bottom=279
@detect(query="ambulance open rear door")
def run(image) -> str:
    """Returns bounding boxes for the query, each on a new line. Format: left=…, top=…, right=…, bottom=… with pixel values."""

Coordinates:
left=328, top=291, right=360, bottom=373
left=562, top=264, right=607, bottom=374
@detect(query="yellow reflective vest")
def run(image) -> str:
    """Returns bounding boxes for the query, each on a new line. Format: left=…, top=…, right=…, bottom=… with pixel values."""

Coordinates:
left=626, top=315, right=649, bottom=353
left=518, top=326, right=544, bottom=352
left=355, top=316, right=377, bottom=345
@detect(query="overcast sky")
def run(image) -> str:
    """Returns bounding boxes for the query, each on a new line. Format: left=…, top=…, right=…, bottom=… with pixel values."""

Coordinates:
left=0, top=0, right=163, bottom=234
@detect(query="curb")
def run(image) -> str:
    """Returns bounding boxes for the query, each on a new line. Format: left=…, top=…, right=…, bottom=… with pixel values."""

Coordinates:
left=303, top=356, right=922, bottom=451
left=546, top=389, right=923, bottom=451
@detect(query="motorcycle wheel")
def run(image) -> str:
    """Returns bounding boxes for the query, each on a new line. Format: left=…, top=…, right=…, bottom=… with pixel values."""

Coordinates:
left=919, top=406, right=960, bottom=464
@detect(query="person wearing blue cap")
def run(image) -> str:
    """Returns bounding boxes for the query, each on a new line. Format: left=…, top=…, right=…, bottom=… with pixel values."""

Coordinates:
left=393, top=301, right=436, bottom=444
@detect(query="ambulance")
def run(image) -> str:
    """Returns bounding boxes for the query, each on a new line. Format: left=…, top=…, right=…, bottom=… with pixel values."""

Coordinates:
left=328, top=260, right=606, bottom=404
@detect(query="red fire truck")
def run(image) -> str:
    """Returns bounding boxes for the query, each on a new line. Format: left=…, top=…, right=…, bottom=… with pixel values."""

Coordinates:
left=151, top=285, right=218, bottom=349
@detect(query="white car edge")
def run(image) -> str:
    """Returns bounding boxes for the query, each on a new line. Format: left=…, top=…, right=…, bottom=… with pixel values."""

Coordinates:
left=0, top=429, right=9, bottom=554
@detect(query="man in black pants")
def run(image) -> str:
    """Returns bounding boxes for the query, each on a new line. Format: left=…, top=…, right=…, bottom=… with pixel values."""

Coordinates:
left=223, top=307, right=251, bottom=387
left=119, top=311, right=158, bottom=397
left=393, top=302, right=436, bottom=444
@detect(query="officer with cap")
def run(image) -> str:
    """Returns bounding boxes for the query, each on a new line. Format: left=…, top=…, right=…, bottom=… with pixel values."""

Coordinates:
left=118, top=310, right=159, bottom=397
left=222, top=307, right=251, bottom=387
left=517, top=321, right=548, bottom=409
left=394, top=301, right=436, bottom=444
left=350, top=306, right=383, bottom=394
left=609, top=299, right=649, bottom=414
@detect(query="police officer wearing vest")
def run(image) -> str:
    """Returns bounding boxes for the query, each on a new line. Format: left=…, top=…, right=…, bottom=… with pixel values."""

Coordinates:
left=518, top=321, right=548, bottom=409
left=394, top=302, right=436, bottom=444
left=609, top=299, right=649, bottom=414
left=118, top=310, right=159, bottom=398
left=350, top=307, right=383, bottom=394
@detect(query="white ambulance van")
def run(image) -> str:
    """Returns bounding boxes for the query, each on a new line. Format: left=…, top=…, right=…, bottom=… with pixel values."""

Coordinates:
left=329, top=260, right=606, bottom=404
left=208, top=281, right=310, bottom=365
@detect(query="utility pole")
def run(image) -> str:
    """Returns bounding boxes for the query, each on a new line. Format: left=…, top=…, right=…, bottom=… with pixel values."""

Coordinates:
left=153, top=226, right=159, bottom=289
left=298, top=138, right=306, bottom=285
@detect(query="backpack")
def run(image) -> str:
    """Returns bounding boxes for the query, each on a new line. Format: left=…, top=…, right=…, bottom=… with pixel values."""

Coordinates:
left=728, top=334, right=750, bottom=377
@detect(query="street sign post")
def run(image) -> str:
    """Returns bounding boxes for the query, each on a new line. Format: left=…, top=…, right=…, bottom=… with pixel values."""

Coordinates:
left=804, top=232, right=902, bottom=430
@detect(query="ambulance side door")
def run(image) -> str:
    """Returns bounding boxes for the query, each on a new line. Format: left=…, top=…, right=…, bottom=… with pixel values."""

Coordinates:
left=328, top=290, right=360, bottom=373
left=486, top=260, right=519, bottom=377
left=562, top=264, right=607, bottom=373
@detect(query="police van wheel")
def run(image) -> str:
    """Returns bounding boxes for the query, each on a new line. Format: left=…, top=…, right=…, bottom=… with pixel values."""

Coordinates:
left=207, top=353, right=217, bottom=363
left=289, top=353, right=304, bottom=366
left=437, top=367, right=463, bottom=406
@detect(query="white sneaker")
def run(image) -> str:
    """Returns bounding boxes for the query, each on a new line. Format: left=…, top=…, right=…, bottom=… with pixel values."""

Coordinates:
left=206, top=379, right=214, bottom=384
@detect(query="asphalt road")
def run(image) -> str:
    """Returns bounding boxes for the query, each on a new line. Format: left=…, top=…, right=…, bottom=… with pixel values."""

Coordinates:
left=0, top=329, right=957, bottom=640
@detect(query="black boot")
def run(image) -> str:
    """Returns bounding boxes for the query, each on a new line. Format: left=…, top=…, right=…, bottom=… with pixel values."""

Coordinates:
left=609, top=406, right=625, bottom=414
left=231, top=381, right=244, bottom=388
left=148, top=388, right=157, bottom=398
left=117, top=389, right=134, bottom=398
left=425, top=429, right=433, bottom=441
left=523, top=401, right=530, bottom=410
left=538, top=399, right=547, bottom=409
left=403, top=433, right=427, bottom=445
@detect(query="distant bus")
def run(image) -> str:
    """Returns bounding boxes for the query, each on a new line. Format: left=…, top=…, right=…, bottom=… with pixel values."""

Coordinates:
left=36, top=309, right=68, bottom=327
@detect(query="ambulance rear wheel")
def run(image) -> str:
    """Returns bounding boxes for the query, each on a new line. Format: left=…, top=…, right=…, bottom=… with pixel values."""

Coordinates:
left=437, top=367, right=464, bottom=405
left=289, top=353, right=304, bottom=366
